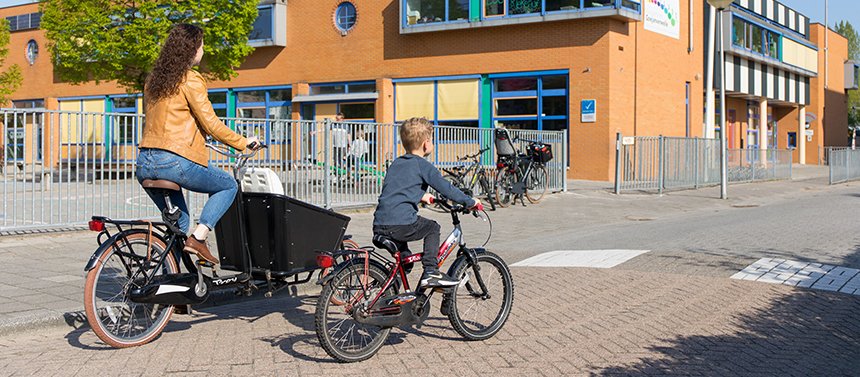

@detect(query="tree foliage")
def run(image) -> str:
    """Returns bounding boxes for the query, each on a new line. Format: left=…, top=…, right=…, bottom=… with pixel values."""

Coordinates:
left=836, top=20, right=860, bottom=130
left=39, top=0, right=260, bottom=94
left=0, top=18, right=22, bottom=104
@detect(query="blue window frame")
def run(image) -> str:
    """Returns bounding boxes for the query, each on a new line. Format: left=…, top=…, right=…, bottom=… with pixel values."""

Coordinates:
left=8, top=100, right=44, bottom=161
left=108, top=95, right=139, bottom=144
left=234, top=86, right=292, bottom=145
left=336, top=2, right=357, bottom=31
left=404, top=0, right=639, bottom=27
left=490, top=72, right=568, bottom=131
left=310, top=81, right=376, bottom=95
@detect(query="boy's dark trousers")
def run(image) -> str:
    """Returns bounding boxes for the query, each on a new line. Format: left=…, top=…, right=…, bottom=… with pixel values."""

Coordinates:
left=372, top=216, right=441, bottom=270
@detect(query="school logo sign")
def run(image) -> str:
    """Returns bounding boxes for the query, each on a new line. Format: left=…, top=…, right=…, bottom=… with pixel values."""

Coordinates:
left=644, top=0, right=680, bottom=39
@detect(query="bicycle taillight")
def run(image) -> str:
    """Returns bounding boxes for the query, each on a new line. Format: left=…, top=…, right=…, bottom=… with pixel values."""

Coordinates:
left=496, top=162, right=505, bottom=169
left=316, top=254, right=334, bottom=268
left=88, top=220, right=105, bottom=232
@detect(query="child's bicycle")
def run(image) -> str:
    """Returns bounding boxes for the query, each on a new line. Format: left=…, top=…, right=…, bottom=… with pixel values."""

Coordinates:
left=313, top=197, right=514, bottom=362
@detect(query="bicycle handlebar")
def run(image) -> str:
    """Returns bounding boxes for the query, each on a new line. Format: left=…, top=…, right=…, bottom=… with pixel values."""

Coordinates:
left=457, top=147, right=491, bottom=161
left=205, top=141, right=267, bottom=159
left=430, top=196, right=484, bottom=215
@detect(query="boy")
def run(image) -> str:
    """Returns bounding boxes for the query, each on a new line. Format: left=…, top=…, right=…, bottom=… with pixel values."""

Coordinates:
left=373, top=117, right=481, bottom=288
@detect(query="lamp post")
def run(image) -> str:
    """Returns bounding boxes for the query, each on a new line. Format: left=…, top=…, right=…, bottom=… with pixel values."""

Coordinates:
left=708, top=0, right=733, bottom=199
left=853, top=106, right=857, bottom=150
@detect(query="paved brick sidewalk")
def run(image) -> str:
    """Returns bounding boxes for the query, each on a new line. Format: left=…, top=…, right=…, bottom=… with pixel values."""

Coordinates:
left=1, top=267, right=858, bottom=375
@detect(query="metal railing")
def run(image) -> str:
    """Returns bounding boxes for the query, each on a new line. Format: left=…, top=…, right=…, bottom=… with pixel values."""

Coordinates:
left=828, top=148, right=860, bottom=184
left=615, top=134, right=792, bottom=194
left=1, top=108, right=566, bottom=231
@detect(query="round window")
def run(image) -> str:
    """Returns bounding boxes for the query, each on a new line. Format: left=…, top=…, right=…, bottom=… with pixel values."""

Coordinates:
left=26, top=40, right=38, bottom=65
left=335, top=2, right=356, bottom=31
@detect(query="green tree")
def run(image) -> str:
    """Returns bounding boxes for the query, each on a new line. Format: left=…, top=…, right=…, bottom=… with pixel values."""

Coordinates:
left=836, top=21, right=860, bottom=132
left=0, top=18, right=22, bottom=104
left=39, top=0, right=260, bottom=95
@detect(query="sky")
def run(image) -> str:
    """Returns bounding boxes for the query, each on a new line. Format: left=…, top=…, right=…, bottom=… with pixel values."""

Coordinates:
left=0, top=0, right=856, bottom=31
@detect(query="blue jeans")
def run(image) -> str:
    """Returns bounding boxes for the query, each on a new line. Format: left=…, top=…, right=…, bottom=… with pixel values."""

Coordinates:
left=136, top=148, right=237, bottom=233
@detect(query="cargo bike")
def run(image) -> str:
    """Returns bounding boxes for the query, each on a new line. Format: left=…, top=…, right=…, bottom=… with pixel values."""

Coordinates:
left=83, top=142, right=356, bottom=348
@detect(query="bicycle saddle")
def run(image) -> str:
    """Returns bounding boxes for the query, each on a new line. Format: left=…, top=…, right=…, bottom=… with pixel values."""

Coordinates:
left=141, top=179, right=180, bottom=191
left=372, top=234, right=408, bottom=255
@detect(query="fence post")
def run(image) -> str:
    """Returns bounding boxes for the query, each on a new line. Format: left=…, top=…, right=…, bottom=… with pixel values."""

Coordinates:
left=694, top=136, right=699, bottom=189
left=614, top=133, right=622, bottom=194
left=658, top=135, right=664, bottom=195
left=563, top=129, right=568, bottom=192
left=323, top=118, right=331, bottom=209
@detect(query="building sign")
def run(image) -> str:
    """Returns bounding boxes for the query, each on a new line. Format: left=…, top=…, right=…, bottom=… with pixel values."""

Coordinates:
left=644, top=0, right=680, bottom=39
left=581, top=99, right=596, bottom=123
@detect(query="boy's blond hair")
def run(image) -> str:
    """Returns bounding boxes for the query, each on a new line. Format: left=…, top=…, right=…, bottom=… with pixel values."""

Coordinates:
left=400, top=117, right=433, bottom=151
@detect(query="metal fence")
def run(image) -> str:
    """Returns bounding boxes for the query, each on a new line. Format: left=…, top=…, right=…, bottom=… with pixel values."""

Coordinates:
left=615, top=134, right=792, bottom=194
left=828, top=148, right=860, bottom=184
left=1, top=108, right=566, bottom=231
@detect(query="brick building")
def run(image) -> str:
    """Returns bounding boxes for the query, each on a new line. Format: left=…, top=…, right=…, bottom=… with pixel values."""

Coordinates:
left=1, top=0, right=854, bottom=180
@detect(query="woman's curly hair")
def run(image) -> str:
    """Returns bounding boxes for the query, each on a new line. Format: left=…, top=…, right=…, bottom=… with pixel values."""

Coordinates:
left=145, top=24, right=204, bottom=103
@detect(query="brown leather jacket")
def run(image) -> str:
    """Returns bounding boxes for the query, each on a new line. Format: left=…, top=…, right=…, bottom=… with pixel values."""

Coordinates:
left=140, top=70, right=247, bottom=166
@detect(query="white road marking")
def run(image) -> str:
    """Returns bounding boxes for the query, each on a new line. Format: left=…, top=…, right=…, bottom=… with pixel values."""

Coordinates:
left=732, top=258, right=860, bottom=295
left=511, top=250, right=650, bottom=268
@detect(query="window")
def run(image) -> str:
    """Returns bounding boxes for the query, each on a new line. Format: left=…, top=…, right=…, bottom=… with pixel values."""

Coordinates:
left=732, top=17, right=745, bottom=47
left=9, top=100, right=44, bottom=161
left=787, top=132, right=796, bottom=148
left=310, top=82, right=375, bottom=95
left=110, top=97, right=139, bottom=144
left=765, top=30, right=779, bottom=59
left=509, top=0, right=540, bottom=15
left=234, top=87, right=292, bottom=143
left=25, top=40, right=37, bottom=64
left=208, top=92, right=228, bottom=118
left=6, top=12, right=40, bottom=31
left=491, top=74, right=568, bottom=131
left=546, top=0, right=580, bottom=12
left=394, top=78, right=480, bottom=141
left=250, top=6, right=273, bottom=41
left=733, top=16, right=781, bottom=60
left=485, top=0, right=505, bottom=17
left=449, top=0, right=469, bottom=20
left=335, top=2, right=357, bottom=31
left=586, top=0, right=613, bottom=8
left=340, top=103, right=375, bottom=120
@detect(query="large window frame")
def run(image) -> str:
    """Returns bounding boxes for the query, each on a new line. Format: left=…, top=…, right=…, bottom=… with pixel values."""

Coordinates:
left=7, top=100, right=44, bottom=162
left=233, top=86, right=292, bottom=146
left=732, top=15, right=782, bottom=61
left=403, top=0, right=639, bottom=27
left=490, top=71, right=569, bottom=132
left=108, top=95, right=140, bottom=145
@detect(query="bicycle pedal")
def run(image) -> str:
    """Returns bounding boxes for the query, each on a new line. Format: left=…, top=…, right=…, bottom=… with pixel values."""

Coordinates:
left=196, top=260, right=215, bottom=268
left=174, top=305, right=191, bottom=314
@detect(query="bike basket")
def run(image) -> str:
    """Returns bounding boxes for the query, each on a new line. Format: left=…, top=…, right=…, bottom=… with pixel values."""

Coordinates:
left=494, top=128, right=517, bottom=157
left=530, top=143, right=553, bottom=164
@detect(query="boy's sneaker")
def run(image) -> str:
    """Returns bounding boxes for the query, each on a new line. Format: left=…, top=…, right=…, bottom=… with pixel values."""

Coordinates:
left=419, top=269, right=460, bottom=288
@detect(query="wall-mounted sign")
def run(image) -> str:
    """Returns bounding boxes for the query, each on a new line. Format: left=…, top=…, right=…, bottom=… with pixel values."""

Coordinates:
left=644, top=0, right=680, bottom=39
left=581, top=99, right=596, bottom=123
left=622, top=136, right=635, bottom=145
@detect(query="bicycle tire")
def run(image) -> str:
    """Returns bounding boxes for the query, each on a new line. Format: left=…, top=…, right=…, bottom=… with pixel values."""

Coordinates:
left=526, top=165, right=548, bottom=204
left=494, top=169, right=514, bottom=208
left=444, top=251, right=514, bottom=341
left=477, top=170, right=496, bottom=211
left=84, top=231, right=177, bottom=348
left=315, top=263, right=396, bottom=363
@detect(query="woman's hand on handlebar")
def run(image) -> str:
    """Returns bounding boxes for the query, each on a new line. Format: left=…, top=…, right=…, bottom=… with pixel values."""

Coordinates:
left=246, top=136, right=261, bottom=150
left=468, top=197, right=483, bottom=211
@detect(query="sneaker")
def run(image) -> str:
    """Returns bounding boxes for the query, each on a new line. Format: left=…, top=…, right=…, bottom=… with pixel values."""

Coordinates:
left=419, top=269, right=459, bottom=288
left=184, top=236, right=219, bottom=265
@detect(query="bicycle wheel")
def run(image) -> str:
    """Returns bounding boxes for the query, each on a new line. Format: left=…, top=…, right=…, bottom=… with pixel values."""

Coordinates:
left=315, top=262, right=396, bottom=363
left=444, top=251, right=514, bottom=341
left=84, top=231, right=177, bottom=348
left=477, top=170, right=496, bottom=211
left=494, top=169, right=514, bottom=208
left=525, top=165, right=548, bottom=204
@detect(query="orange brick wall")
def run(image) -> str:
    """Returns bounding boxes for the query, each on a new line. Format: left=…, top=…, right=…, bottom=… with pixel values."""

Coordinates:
left=0, top=1, right=717, bottom=181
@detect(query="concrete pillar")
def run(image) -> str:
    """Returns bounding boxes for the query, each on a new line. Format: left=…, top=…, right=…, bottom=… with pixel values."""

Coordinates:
left=798, top=106, right=806, bottom=164
left=759, top=98, right=768, bottom=168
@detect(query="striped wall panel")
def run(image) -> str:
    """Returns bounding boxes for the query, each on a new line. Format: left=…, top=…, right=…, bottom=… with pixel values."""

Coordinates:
left=732, top=0, right=809, bottom=38
left=724, top=55, right=810, bottom=106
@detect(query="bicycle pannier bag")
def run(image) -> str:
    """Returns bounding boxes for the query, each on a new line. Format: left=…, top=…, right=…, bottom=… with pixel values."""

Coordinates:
left=495, top=128, right=517, bottom=157
left=530, top=143, right=553, bottom=164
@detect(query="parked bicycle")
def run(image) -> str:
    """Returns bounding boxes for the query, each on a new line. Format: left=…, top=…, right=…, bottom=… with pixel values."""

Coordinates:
left=83, top=142, right=355, bottom=348
left=441, top=147, right=497, bottom=211
left=493, top=128, right=552, bottom=207
left=314, top=197, right=514, bottom=362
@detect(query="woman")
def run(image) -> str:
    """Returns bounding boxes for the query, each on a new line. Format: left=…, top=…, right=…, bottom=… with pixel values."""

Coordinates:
left=137, top=23, right=258, bottom=264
